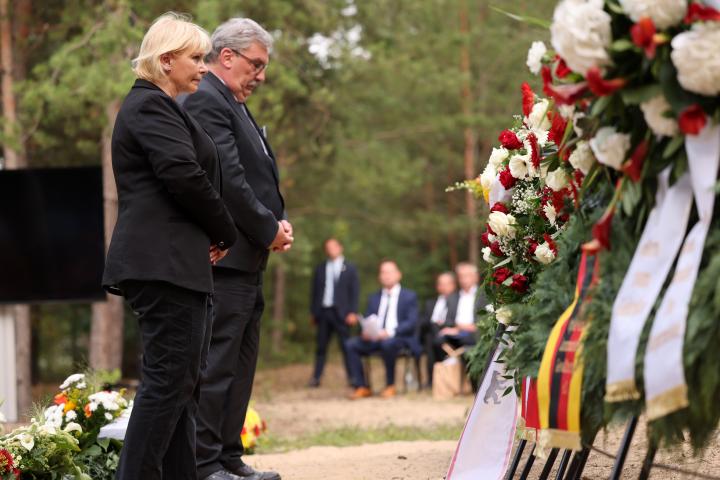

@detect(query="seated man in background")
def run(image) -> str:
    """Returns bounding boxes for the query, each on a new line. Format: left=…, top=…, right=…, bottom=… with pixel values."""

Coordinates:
left=419, top=271, right=458, bottom=388
left=432, top=262, right=484, bottom=359
left=345, top=260, right=420, bottom=399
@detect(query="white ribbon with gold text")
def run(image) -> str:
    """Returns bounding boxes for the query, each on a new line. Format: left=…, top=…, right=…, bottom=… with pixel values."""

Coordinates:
left=643, top=124, right=720, bottom=419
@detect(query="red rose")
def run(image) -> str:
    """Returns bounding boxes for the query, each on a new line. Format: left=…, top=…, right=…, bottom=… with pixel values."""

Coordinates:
left=548, top=112, right=568, bottom=148
left=685, top=2, right=720, bottom=23
left=498, top=129, right=523, bottom=150
left=631, top=17, right=659, bottom=59
left=493, top=267, right=512, bottom=285
left=554, top=56, right=572, bottom=78
left=586, top=67, right=627, bottom=97
left=622, top=139, right=649, bottom=182
left=498, top=168, right=517, bottom=189
left=510, top=274, right=529, bottom=293
left=481, top=231, right=492, bottom=247
left=679, top=104, right=707, bottom=136
left=490, top=241, right=504, bottom=257
left=542, top=66, right=588, bottom=105
left=490, top=202, right=509, bottom=214
left=521, top=82, right=535, bottom=117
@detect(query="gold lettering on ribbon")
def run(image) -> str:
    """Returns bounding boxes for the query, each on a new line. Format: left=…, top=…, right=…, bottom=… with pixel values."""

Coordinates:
left=633, top=272, right=652, bottom=288
left=682, top=240, right=696, bottom=255
left=616, top=299, right=645, bottom=316
left=647, top=323, right=683, bottom=352
left=639, top=241, right=661, bottom=258
left=673, top=266, right=695, bottom=284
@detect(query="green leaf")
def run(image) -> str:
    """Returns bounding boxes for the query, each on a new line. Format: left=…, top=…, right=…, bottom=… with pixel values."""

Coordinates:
left=489, top=6, right=551, bottom=29
left=591, top=95, right=613, bottom=117
left=620, top=84, right=663, bottom=105
left=663, top=135, right=685, bottom=160
left=715, top=181, right=720, bottom=193
left=502, top=386, right=514, bottom=397
left=610, top=39, right=635, bottom=53
left=606, top=0, right=626, bottom=14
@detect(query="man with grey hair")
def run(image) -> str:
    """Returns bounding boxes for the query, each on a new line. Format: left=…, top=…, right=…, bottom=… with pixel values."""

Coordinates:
left=183, top=17, right=288, bottom=480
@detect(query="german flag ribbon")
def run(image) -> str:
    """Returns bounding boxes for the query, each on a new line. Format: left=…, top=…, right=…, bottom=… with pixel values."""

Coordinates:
left=520, top=377, right=540, bottom=442
left=537, top=249, right=599, bottom=451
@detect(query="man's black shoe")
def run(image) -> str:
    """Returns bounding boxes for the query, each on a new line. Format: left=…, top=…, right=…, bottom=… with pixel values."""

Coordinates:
left=203, top=470, right=243, bottom=480
left=307, top=377, right=320, bottom=388
left=227, top=462, right=281, bottom=480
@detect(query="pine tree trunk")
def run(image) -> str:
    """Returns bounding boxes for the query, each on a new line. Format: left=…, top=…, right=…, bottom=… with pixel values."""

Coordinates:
left=90, top=99, right=124, bottom=372
left=271, top=261, right=286, bottom=353
left=459, top=0, right=479, bottom=265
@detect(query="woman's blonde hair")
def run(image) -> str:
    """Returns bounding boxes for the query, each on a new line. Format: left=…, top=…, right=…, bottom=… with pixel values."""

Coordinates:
left=132, top=12, right=211, bottom=82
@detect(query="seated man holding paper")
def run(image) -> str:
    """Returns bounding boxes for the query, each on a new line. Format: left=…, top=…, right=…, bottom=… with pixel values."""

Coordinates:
left=345, top=259, right=420, bottom=399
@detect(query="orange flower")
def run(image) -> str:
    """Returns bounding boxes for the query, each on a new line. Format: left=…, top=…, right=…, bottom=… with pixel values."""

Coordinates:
left=64, top=401, right=77, bottom=413
left=84, top=404, right=92, bottom=418
left=54, top=393, right=68, bottom=405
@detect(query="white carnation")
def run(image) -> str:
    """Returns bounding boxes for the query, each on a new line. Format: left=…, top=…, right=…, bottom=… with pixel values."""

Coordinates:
left=496, top=307, right=513, bottom=325
left=618, top=0, right=687, bottom=29
left=671, top=24, right=720, bottom=97
left=488, top=147, right=510, bottom=169
left=546, top=169, right=569, bottom=192
left=526, top=41, right=547, bottom=75
left=544, top=203, right=558, bottom=226
left=569, top=141, right=596, bottom=175
left=488, top=211, right=517, bottom=238
left=535, top=242, right=557, bottom=264
left=509, top=153, right=529, bottom=179
left=527, top=99, right=552, bottom=131
left=482, top=246, right=495, bottom=264
left=551, top=0, right=612, bottom=75
left=640, top=95, right=679, bottom=137
left=589, top=127, right=631, bottom=171
left=65, top=410, right=77, bottom=421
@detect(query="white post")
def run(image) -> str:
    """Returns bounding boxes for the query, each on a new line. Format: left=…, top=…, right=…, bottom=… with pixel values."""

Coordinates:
left=0, top=306, right=18, bottom=422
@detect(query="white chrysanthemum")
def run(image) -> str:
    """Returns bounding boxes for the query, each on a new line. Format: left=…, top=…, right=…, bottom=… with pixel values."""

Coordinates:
left=671, top=24, right=720, bottom=97
left=43, top=405, right=64, bottom=428
left=59, top=373, right=86, bottom=391
left=19, top=433, right=35, bottom=451
left=65, top=410, right=77, bottom=421
left=546, top=169, right=569, bottom=192
left=551, top=0, right=612, bottom=75
left=569, top=141, right=596, bottom=175
left=527, top=99, right=552, bottom=131
left=535, top=242, right=557, bottom=264
left=496, top=307, right=513, bottom=325
left=589, top=127, right=631, bottom=170
left=640, top=95, right=679, bottom=137
left=488, top=147, right=510, bottom=169
left=618, top=0, right=687, bottom=29
left=488, top=211, right=517, bottom=238
left=482, top=247, right=496, bottom=264
left=526, top=41, right=547, bottom=74
left=544, top=203, right=558, bottom=226
left=509, top=153, right=529, bottom=179
left=64, top=422, right=82, bottom=434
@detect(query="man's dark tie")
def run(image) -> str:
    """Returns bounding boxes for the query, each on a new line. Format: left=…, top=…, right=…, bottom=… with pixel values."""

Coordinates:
left=381, top=292, right=391, bottom=329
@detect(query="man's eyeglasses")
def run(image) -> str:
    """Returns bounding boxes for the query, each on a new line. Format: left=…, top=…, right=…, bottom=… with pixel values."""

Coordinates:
left=231, top=49, right=268, bottom=73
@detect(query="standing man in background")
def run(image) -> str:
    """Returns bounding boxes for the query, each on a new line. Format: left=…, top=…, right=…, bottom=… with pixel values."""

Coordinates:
left=419, top=271, right=458, bottom=388
left=308, top=238, right=360, bottom=387
left=183, top=18, right=289, bottom=480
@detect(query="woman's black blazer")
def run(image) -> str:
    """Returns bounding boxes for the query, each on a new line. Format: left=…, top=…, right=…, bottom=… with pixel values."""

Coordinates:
left=102, top=79, right=237, bottom=295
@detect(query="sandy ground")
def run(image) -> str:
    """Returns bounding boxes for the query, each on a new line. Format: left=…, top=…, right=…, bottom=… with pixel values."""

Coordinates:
left=246, top=360, right=720, bottom=480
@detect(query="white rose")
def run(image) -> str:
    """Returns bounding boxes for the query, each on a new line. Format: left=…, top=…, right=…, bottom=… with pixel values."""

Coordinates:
left=589, top=127, right=631, bottom=171
left=482, top=246, right=495, bottom=264
left=546, top=169, right=569, bottom=192
left=569, top=141, right=597, bottom=175
left=527, top=99, right=552, bottom=131
left=535, top=242, right=557, bottom=264
left=618, top=0, right=687, bottom=29
left=509, top=153, right=529, bottom=179
left=526, top=41, right=547, bottom=75
left=551, top=0, right=612, bottom=75
left=64, top=422, right=82, bottom=434
left=496, top=307, right=513, bottom=325
left=488, top=211, right=517, bottom=238
left=671, top=24, right=720, bottom=97
left=544, top=203, right=558, bottom=226
left=640, top=95, right=679, bottom=137
left=488, top=147, right=509, bottom=169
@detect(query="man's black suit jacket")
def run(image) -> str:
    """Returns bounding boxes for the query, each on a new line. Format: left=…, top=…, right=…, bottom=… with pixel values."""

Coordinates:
left=422, top=292, right=459, bottom=328
left=182, top=72, right=285, bottom=273
left=310, top=260, right=360, bottom=320
left=103, top=79, right=237, bottom=295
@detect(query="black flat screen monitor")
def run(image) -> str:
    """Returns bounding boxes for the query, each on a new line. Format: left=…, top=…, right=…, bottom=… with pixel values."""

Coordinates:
left=0, top=166, right=105, bottom=303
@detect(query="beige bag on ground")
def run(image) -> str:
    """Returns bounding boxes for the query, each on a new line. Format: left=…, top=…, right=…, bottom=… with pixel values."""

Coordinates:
left=432, top=344, right=471, bottom=400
